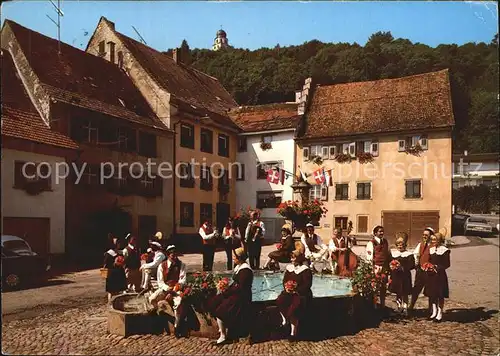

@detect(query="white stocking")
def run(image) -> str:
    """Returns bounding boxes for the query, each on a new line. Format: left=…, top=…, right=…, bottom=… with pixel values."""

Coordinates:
left=430, top=303, right=437, bottom=319
left=280, top=312, right=286, bottom=326
left=216, top=318, right=226, bottom=343
left=290, top=323, right=297, bottom=336
left=436, top=305, right=443, bottom=321
left=174, top=309, right=180, bottom=328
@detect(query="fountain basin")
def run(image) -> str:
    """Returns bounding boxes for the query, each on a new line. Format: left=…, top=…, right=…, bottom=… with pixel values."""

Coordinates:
left=108, top=271, right=362, bottom=339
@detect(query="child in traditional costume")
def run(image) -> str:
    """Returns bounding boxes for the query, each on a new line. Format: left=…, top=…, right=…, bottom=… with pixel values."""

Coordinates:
left=276, top=250, right=313, bottom=342
left=388, top=232, right=415, bottom=316
left=208, top=247, right=254, bottom=345
left=104, top=236, right=127, bottom=302
left=424, top=233, right=451, bottom=322
left=122, top=236, right=141, bottom=292
left=263, top=224, right=295, bottom=270
left=365, top=225, right=390, bottom=308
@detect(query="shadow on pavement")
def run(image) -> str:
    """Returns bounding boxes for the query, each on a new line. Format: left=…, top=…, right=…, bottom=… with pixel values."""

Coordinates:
left=445, top=307, right=499, bottom=323
left=2, top=279, right=75, bottom=293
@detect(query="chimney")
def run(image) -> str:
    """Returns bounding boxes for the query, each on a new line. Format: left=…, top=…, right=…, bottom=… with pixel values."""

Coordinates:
left=173, top=48, right=179, bottom=64
left=298, top=77, right=312, bottom=115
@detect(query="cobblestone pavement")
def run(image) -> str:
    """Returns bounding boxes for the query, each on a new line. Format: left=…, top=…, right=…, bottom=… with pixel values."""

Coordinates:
left=2, top=297, right=498, bottom=356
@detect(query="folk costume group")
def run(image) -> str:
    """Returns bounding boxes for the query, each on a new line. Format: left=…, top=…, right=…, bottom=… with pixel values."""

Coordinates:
left=104, top=215, right=451, bottom=344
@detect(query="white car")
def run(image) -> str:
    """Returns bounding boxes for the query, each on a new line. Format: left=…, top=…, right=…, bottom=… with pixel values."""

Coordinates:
left=464, top=217, right=494, bottom=236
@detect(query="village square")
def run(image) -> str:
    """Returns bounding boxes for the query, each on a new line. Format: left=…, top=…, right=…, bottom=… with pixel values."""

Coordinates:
left=1, top=1, right=499, bottom=355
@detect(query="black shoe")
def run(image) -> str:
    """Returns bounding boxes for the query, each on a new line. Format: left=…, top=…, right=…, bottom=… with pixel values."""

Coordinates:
left=288, top=335, right=298, bottom=343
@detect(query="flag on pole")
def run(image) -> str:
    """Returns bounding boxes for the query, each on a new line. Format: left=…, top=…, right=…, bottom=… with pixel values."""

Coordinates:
left=299, top=168, right=307, bottom=182
left=278, top=168, right=286, bottom=185
left=266, top=169, right=280, bottom=184
left=322, top=168, right=331, bottom=187
left=313, top=169, right=325, bottom=185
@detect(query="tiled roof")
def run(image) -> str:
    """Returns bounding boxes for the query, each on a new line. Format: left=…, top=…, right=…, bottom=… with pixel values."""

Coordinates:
left=5, top=20, right=167, bottom=130
left=112, top=25, right=238, bottom=120
left=301, top=70, right=455, bottom=139
left=229, top=103, right=300, bottom=133
left=1, top=52, right=79, bottom=150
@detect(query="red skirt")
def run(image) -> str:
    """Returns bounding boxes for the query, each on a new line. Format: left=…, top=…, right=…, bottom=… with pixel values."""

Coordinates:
left=389, top=270, right=412, bottom=296
left=424, top=270, right=449, bottom=299
left=276, top=291, right=310, bottom=324
left=207, top=290, right=251, bottom=328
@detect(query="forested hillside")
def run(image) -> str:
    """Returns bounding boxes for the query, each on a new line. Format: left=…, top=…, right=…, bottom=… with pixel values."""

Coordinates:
left=173, top=32, right=499, bottom=153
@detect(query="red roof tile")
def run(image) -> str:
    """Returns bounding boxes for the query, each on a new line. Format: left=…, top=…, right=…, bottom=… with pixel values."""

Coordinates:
left=302, top=70, right=455, bottom=139
left=111, top=24, right=238, bottom=125
left=5, top=20, right=167, bottom=130
left=229, top=103, right=301, bottom=132
left=1, top=52, right=79, bottom=150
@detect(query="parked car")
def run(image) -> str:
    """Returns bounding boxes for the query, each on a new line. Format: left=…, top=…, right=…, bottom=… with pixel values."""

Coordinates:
left=452, top=213, right=470, bottom=236
left=464, top=217, right=494, bottom=237
left=1, top=235, right=51, bottom=290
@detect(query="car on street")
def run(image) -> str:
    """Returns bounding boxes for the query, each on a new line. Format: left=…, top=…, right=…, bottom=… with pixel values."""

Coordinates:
left=1, top=235, right=51, bottom=290
left=464, top=217, right=494, bottom=237
left=452, top=213, right=470, bottom=236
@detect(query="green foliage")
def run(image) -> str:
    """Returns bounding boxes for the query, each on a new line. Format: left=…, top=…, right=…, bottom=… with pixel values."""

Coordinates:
left=453, top=185, right=500, bottom=213
left=173, top=32, right=499, bottom=153
left=350, top=259, right=387, bottom=298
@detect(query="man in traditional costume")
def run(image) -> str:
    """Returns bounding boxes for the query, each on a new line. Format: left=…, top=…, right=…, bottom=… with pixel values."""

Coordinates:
left=300, top=223, right=329, bottom=272
left=148, top=245, right=188, bottom=337
left=245, top=211, right=266, bottom=269
left=199, top=220, right=219, bottom=271
left=366, top=225, right=390, bottom=308
left=139, top=241, right=165, bottom=290
left=329, top=227, right=356, bottom=276
left=222, top=217, right=243, bottom=270
left=409, top=227, right=434, bottom=311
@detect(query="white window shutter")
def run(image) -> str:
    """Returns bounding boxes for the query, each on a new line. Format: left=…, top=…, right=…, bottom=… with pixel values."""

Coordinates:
left=329, top=145, right=337, bottom=159
left=342, top=143, right=349, bottom=154
left=371, top=141, right=379, bottom=156
left=364, top=141, right=372, bottom=153
left=303, top=147, right=310, bottom=161
left=420, top=135, right=428, bottom=150
left=322, top=146, right=329, bottom=158
left=412, top=135, right=420, bottom=147
left=398, top=139, right=406, bottom=152
left=348, top=142, right=356, bottom=157
left=321, top=185, right=328, bottom=201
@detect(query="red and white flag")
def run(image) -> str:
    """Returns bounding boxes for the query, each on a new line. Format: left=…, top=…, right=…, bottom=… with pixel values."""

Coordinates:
left=267, top=169, right=280, bottom=184
left=278, top=168, right=286, bottom=185
left=313, top=169, right=325, bottom=185
left=322, top=168, right=331, bottom=186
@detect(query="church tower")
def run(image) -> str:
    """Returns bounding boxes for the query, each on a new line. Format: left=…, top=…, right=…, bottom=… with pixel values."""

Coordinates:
left=212, top=29, right=229, bottom=51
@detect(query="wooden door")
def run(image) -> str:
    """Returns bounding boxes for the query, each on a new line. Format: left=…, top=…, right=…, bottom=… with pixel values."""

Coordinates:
left=2, top=217, right=51, bottom=256
left=410, top=211, right=440, bottom=246
left=382, top=211, right=411, bottom=246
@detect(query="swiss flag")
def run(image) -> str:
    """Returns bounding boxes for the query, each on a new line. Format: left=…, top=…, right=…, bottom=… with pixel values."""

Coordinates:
left=313, top=169, right=325, bottom=185
left=267, top=169, right=280, bottom=184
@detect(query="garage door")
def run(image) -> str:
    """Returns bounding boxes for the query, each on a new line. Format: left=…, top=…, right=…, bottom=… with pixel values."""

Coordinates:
left=382, top=211, right=439, bottom=247
left=2, top=217, right=51, bottom=256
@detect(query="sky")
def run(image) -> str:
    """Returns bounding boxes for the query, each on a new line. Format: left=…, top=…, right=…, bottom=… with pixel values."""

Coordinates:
left=1, top=1, right=498, bottom=52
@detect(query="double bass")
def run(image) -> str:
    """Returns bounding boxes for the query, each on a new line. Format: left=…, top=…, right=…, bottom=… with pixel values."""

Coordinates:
left=332, top=235, right=358, bottom=277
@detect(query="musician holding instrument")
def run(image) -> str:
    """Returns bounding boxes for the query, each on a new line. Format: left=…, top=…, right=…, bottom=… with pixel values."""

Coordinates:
left=245, top=211, right=266, bottom=269
left=329, top=228, right=357, bottom=277
left=199, top=220, right=219, bottom=271
left=300, top=223, right=329, bottom=272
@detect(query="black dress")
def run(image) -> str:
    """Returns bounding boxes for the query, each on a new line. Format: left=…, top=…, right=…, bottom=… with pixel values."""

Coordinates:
left=424, top=246, right=451, bottom=299
left=388, top=251, right=415, bottom=296
left=104, top=249, right=127, bottom=294
left=276, top=264, right=313, bottom=324
left=268, top=234, right=295, bottom=263
left=208, top=263, right=254, bottom=328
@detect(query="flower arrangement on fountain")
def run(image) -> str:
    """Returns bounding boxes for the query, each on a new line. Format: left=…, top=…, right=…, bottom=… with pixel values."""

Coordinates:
left=276, top=199, right=328, bottom=228
left=350, top=259, right=388, bottom=298
left=284, top=280, right=298, bottom=293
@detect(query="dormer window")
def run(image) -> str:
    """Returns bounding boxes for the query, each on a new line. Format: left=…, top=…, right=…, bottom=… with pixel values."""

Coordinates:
left=117, top=51, right=124, bottom=69
left=108, top=41, right=116, bottom=64
left=98, top=40, right=105, bottom=55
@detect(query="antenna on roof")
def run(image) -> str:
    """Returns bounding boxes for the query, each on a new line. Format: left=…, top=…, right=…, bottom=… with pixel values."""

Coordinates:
left=46, top=0, right=64, bottom=55
left=131, top=26, right=147, bottom=45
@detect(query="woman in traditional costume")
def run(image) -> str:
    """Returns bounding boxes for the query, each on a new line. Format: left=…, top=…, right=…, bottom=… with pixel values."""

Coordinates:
left=424, top=233, right=451, bottom=322
left=103, top=236, right=127, bottom=302
left=275, top=250, right=313, bottom=342
left=208, top=247, right=254, bottom=345
left=263, top=224, right=295, bottom=270
left=388, top=232, right=415, bottom=316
